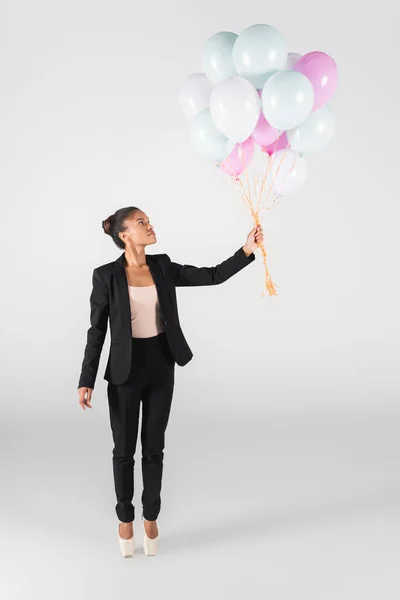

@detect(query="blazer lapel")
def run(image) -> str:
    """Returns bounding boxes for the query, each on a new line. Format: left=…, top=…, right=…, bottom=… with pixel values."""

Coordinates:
left=113, top=254, right=131, bottom=334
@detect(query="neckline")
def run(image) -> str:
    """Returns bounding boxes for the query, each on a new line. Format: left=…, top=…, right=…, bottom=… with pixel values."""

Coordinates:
left=128, top=283, right=156, bottom=288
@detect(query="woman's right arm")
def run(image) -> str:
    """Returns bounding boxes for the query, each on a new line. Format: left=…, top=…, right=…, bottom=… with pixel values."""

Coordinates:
left=77, top=268, right=109, bottom=393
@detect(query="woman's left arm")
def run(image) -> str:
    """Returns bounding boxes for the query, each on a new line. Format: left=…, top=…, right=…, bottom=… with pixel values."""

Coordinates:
left=165, top=225, right=263, bottom=287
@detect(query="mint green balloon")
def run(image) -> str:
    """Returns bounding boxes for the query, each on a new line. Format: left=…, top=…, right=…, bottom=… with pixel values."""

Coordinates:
left=233, top=24, right=287, bottom=76
left=262, top=70, right=314, bottom=130
left=189, top=108, right=236, bottom=161
left=202, top=31, right=238, bottom=84
left=286, top=105, right=336, bottom=155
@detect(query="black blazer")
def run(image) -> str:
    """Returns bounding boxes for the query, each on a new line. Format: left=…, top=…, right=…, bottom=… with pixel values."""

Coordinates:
left=77, top=245, right=255, bottom=389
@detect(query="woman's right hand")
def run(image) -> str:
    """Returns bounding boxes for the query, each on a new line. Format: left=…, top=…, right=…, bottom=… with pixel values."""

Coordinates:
left=78, top=387, right=93, bottom=410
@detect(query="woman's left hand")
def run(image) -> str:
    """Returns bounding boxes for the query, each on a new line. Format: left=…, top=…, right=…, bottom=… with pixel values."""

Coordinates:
left=243, top=224, right=264, bottom=255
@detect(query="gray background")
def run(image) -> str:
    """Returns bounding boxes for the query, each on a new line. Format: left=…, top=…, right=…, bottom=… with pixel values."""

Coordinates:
left=1, top=0, right=399, bottom=598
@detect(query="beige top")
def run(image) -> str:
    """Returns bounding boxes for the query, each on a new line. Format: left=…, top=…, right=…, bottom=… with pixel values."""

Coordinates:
left=128, top=284, right=165, bottom=338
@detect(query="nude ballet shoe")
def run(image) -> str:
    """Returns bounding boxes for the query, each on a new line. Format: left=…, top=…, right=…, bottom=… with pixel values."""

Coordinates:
left=118, top=521, right=135, bottom=557
left=142, top=515, right=158, bottom=556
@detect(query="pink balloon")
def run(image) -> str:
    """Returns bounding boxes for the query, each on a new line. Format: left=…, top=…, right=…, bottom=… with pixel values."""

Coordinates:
left=293, top=51, right=338, bottom=111
left=264, top=131, right=290, bottom=155
left=218, top=136, right=254, bottom=177
left=251, top=110, right=280, bottom=149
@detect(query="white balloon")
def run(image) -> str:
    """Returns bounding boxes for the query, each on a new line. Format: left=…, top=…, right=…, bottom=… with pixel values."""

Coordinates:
left=189, top=108, right=236, bottom=161
left=202, top=31, right=238, bottom=84
left=285, top=52, right=302, bottom=69
left=286, top=105, right=336, bottom=155
left=266, top=149, right=307, bottom=195
left=209, top=76, right=260, bottom=143
left=179, top=73, right=213, bottom=121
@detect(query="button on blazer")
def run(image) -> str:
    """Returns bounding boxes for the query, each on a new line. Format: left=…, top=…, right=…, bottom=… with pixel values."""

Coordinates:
left=77, top=245, right=255, bottom=389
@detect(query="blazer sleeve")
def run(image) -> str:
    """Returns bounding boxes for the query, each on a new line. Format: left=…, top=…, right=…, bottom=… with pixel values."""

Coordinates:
left=77, top=268, right=109, bottom=389
left=164, top=246, right=255, bottom=287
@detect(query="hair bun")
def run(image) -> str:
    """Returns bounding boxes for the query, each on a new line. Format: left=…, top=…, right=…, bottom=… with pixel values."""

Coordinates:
left=102, top=215, right=113, bottom=235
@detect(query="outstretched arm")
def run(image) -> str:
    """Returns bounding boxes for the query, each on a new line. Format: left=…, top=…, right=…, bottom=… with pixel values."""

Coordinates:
left=164, top=225, right=262, bottom=287
left=165, top=245, right=255, bottom=287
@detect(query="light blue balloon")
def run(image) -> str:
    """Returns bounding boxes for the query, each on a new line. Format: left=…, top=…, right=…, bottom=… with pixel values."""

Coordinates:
left=202, top=31, right=238, bottom=84
left=286, top=105, right=336, bottom=155
left=262, top=70, right=314, bottom=130
left=232, top=24, right=287, bottom=76
left=189, top=108, right=236, bottom=161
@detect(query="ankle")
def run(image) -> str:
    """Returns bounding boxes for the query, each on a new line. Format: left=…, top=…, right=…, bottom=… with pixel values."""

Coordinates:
left=119, top=521, right=134, bottom=539
left=143, top=519, right=158, bottom=538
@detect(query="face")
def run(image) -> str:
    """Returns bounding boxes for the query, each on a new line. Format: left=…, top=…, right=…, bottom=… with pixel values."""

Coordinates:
left=118, top=211, right=157, bottom=248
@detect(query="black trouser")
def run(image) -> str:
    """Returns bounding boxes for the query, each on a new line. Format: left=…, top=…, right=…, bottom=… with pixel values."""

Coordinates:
left=107, top=331, right=175, bottom=522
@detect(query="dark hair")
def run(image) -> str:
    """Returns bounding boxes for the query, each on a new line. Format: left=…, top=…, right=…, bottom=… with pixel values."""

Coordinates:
left=102, top=206, right=141, bottom=249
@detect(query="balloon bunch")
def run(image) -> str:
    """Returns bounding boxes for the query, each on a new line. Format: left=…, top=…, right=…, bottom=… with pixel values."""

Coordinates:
left=179, top=24, right=338, bottom=297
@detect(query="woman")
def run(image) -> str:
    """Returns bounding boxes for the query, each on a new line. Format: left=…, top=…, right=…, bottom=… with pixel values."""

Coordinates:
left=77, top=206, right=263, bottom=557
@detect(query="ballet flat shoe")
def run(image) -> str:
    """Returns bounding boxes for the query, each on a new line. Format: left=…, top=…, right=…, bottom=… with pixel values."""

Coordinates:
left=142, top=516, right=158, bottom=556
left=118, top=521, right=135, bottom=557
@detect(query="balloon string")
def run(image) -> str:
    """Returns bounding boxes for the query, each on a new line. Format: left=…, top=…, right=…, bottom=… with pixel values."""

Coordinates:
left=220, top=130, right=297, bottom=296
left=263, top=139, right=298, bottom=210
left=258, top=129, right=282, bottom=208
left=224, top=152, right=253, bottom=211
left=237, top=147, right=279, bottom=297
left=263, top=136, right=292, bottom=206
left=218, top=132, right=301, bottom=298
left=242, top=146, right=252, bottom=208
